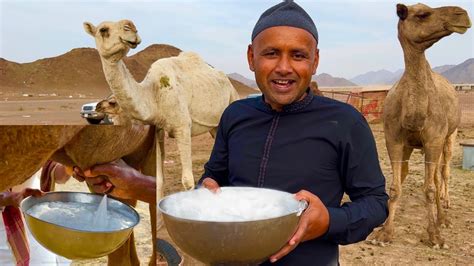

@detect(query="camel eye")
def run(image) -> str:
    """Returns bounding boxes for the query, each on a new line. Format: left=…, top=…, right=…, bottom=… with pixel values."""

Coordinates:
left=99, top=27, right=109, bottom=37
left=416, top=12, right=431, bottom=19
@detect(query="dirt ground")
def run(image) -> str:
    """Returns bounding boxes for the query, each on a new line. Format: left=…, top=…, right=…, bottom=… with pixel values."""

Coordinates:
left=0, top=94, right=101, bottom=125
left=0, top=91, right=472, bottom=127
left=55, top=179, right=153, bottom=265
left=158, top=123, right=474, bottom=265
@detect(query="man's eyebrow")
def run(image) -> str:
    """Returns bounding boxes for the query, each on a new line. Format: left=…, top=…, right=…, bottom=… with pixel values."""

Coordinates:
left=259, top=47, right=279, bottom=53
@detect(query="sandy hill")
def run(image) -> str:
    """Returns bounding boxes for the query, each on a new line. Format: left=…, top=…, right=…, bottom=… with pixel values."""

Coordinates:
left=0, top=44, right=255, bottom=98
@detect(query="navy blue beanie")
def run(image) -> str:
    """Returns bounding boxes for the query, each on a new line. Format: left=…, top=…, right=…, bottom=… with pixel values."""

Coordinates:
left=251, top=0, right=318, bottom=43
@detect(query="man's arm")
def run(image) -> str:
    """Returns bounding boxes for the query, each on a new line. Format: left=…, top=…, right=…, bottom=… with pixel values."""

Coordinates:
left=75, top=159, right=156, bottom=204
left=323, top=119, right=389, bottom=244
left=0, top=189, right=44, bottom=208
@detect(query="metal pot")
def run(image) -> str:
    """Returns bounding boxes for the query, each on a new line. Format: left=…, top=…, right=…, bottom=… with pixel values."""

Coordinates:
left=159, top=187, right=306, bottom=265
left=20, top=191, right=139, bottom=260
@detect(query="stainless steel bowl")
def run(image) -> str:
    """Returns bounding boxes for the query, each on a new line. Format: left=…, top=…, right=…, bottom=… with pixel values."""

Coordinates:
left=158, top=187, right=306, bottom=265
left=20, top=192, right=140, bottom=260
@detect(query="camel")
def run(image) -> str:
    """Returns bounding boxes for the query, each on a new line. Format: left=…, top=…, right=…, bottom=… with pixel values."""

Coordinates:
left=96, top=95, right=135, bottom=126
left=83, top=20, right=239, bottom=195
left=0, top=125, right=157, bottom=266
left=373, top=3, right=471, bottom=248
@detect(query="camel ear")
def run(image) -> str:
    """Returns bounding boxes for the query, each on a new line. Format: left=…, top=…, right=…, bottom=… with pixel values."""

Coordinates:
left=83, top=22, right=96, bottom=36
left=397, top=4, right=408, bottom=20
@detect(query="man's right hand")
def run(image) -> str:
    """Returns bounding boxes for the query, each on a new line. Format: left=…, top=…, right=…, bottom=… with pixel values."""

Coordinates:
left=201, top=177, right=221, bottom=193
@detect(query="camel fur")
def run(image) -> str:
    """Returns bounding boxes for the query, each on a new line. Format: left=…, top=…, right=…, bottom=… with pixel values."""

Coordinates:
left=84, top=20, right=239, bottom=195
left=0, top=125, right=157, bottom=266
left=373, top=3, right=471, bottom=248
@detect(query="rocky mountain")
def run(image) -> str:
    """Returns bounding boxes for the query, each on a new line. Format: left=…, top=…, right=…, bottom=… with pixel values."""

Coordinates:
left=228, top=73, right=257, bottom=89
left=0, top=44, right=256, bottom=97
left=314, top=73, right=358, bottom=87
left=350, top=69, right=395, bottom=86
left=351, top=59, right=472, bottom=85
left=432, top=64, right=456, bottom=74
left=441, top=58, right=474, bottom=84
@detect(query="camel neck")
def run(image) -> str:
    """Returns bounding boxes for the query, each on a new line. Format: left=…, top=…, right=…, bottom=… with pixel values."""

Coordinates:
left=100, top=59, right=139, bottom=92
left=99, top=58, right=152, bottom=123
left=401, top=44, right=433, bottom=88
left=398, top=41, right=433, bottom=131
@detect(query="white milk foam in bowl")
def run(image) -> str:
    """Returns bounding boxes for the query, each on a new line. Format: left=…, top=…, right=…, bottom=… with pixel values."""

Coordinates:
left=26, top=195, right=135, bottom=231
left=161, top=187, right=303, bottom=222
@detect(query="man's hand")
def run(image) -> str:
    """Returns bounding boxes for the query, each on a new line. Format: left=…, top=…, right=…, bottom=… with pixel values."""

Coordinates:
left=269, top=190, right=329, bottom=263
left=74, top=159, right=156, bottom=203
left=200, top=177, right=221, bottom=193
left=0, top=188, right=45, bottom=208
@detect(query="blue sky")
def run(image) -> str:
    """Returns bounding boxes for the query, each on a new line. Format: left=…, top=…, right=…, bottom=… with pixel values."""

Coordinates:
left=0, top=0, right=473, bottom=80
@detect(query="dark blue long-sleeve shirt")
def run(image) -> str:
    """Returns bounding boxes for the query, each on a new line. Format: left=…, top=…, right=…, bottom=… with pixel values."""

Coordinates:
left=199, top=90, right=388, bottom=265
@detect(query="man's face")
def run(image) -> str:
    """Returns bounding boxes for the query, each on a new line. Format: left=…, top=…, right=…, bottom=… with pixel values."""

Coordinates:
left=248, top=26, right=319, bottom=111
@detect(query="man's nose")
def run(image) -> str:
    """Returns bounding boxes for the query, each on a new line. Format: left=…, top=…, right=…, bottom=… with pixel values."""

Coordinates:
left=275, top=55, right=292, bottom=75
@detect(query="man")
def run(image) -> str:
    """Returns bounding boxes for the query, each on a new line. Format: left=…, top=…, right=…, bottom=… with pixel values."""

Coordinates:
left=199, top=1, right=389, bottom=265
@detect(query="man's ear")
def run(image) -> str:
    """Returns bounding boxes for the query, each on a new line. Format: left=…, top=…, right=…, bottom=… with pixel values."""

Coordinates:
left=312, top=48, right=320, bottom=75
left=83, top=22, right=96, bottom=36
left=247, top=44, right=255, bottom=72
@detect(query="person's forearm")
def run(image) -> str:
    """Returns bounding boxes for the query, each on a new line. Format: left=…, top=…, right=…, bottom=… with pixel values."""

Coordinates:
left=0, top=192, right=14, bottom=207
left=322, top=192, right=388, bottom=244
left=130, top=174, right=156, bottom=204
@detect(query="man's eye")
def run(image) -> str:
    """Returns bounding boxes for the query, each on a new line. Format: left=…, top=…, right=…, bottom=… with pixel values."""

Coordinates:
left=293, top=53, right=307, bottom=59
left=263, top=51, right=277, bottom=56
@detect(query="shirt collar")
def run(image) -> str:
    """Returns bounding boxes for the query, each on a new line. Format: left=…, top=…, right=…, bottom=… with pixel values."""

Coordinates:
left=259, top=88, right=314, bottom=113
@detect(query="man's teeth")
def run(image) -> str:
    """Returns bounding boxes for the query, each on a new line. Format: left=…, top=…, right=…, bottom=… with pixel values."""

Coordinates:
left=274, top=80, right=291, bottom=85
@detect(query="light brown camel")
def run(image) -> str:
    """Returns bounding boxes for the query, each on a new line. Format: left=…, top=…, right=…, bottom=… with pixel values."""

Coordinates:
left=0, top=125, right=157, bottom=266
left=83, top=20, right=239, bottom=196
left=373, top=3, right=471, bottom=248
left=96, top=95, right=139, bottom=126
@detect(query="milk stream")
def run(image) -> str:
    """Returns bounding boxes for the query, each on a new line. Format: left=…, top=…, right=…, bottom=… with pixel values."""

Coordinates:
left=92, top=194, right=108, bottom=229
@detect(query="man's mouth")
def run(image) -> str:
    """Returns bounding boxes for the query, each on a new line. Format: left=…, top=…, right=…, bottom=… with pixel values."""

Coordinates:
left=271, top=79, right=296, bottom=92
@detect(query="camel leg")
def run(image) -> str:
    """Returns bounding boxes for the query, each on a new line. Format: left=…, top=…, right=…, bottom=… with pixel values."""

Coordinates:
left=423, top=145, right=445, bottom=248
left=108, top=199, right=139, bottom=266
left=400, top=146, right=413, bottom=184
left=440, top=129, right=456, bottom=209
left=175, top=126, right=195, bottom=190
left=156, top=129, right=165, bottom=232
left=149, top=203, right=157, bottom=266
left=433, top=155, right=450, bottom=231
left=374, top=143, right=408, bottom=243
left=141, top=133, right=158, bottom=266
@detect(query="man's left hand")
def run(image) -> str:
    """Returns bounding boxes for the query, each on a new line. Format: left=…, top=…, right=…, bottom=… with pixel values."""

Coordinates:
left=0, top=188, right=45, bottom=208
left=269, top=190, right=329, bottom=263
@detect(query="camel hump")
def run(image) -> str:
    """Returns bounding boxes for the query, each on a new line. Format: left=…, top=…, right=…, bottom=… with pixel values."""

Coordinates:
left=178, top=51, right=205, bottom=64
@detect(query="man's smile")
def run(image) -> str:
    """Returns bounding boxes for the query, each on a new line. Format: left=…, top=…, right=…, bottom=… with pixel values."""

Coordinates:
left=271, top=79, right=296, bottom=92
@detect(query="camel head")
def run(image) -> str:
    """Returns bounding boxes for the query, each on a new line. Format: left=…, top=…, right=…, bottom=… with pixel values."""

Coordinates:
left=396, top=3, right=471, bottom=51
left=96, top=95, right=121, bottom=115
left=84, top=20, right=141, bottom=62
